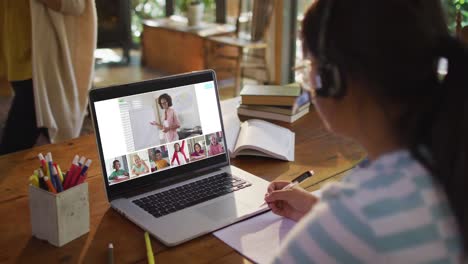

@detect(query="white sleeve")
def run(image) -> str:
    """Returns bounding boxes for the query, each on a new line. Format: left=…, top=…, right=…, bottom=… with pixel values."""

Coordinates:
left=60, top=0, right=85, bottom=16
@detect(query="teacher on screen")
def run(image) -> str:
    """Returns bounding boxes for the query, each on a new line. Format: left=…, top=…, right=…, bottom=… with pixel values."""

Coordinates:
left=150, top=93, right=180, bottom=143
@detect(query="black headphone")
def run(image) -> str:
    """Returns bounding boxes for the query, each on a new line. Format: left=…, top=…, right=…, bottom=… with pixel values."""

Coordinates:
left=315, top=0, right=346, bottom=98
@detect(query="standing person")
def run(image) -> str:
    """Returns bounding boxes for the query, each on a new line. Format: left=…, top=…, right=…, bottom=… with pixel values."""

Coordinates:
left=265, top=0, right=467, bottom=262
left=208, top=134, right=224, bottom=156
left=0, top=0, right=37, bottom=154
left=0, top=0, right=97, bottom=155
left=150, top=93, right=180, bottom=143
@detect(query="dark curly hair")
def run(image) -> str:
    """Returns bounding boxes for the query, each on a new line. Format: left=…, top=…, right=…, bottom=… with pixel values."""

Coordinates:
left=158, top=93, right=173, bottom=109
left=194, top=143, right=202, bottom=151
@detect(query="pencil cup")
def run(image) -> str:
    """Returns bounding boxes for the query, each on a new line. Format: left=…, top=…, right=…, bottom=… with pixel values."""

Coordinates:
left=28, top=182, right=90, bottom=247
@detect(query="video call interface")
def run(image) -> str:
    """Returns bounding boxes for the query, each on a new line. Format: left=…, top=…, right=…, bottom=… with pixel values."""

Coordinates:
left=94, top=81, right=226, bottom=186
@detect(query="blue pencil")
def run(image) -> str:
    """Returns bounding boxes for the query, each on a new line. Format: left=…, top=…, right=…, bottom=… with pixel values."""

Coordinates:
left=52, top=166, right=63, bottom=192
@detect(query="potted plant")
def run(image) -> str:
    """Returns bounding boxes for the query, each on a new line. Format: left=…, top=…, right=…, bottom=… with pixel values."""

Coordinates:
left=442, top=0, right=467, bottom=33
left=185, top=0, right=204, bottom=26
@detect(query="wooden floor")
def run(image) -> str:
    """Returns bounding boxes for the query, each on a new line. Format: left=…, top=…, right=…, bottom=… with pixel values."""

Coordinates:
left=0, top=48, right=237, bottom=147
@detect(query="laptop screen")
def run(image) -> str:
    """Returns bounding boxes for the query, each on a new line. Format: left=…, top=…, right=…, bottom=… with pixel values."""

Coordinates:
left=89, top=71, right=229, bottom=199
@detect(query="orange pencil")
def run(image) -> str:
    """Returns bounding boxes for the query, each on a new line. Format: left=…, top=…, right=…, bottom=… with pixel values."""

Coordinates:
left=44, top=176, right=57, bottom=194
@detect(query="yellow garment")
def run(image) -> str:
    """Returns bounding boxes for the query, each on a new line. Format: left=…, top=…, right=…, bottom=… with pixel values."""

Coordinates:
left=0, top=0, right=32, bottom=81
left=155, top=159, right=169, bottom=170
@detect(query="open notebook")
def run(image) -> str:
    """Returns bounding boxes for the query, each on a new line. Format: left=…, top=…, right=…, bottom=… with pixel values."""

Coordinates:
left=221, top=98, right=295, bottom=161
left=214, top=189, right=322, bottom=263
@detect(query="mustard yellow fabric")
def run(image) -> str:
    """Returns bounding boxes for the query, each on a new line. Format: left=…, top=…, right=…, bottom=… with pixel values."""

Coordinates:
left=0, top=0, right=32, bottom=81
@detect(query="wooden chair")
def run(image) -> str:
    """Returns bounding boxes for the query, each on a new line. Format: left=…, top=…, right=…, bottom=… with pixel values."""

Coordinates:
left=460, top=26, right=468, bottom=45
left=206, top=0, right=275, bottom=95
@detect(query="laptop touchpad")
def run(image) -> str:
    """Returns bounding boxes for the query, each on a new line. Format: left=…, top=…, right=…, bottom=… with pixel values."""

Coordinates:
left=196, top=197, right=249, bottom=222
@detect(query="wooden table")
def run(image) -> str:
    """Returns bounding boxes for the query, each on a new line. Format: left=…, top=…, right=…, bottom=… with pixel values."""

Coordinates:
left=0, top=108, right=366, bottom=263
left=141, top=16, right=235, bottom=74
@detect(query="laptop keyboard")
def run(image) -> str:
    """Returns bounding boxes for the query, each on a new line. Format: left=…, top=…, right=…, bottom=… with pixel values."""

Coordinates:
left=132, top=172, right=252, bottom=218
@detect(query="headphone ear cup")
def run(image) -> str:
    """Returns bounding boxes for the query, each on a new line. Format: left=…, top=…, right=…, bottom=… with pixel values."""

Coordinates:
left=330, top=64, right=345, bottom=97
left=316, top=63, right=345, bottom=97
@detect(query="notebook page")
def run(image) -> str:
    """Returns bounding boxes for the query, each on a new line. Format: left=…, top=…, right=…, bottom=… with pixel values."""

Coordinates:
left=220, top=97, right=242, bottom=154
left=214, top=190, right=321, bottom=263
left=235, top=119, right=294, bottom=161
left=223, top=113, right=241, bottom=154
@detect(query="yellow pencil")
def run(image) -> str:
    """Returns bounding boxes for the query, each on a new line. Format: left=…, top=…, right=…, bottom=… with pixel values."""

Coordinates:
left=29, top=175, right=39, bottom=188
left=144, top=232, right=155, bottom=264
left=56, top=164, right=64, bottom=182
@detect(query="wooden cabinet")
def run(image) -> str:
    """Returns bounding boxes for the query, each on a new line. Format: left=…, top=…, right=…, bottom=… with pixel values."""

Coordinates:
left=141, top=17, right=235, bottom=74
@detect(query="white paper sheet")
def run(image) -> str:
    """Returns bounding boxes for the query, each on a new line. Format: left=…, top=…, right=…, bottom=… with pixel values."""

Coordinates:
left=220, top=97, right=241, bottom=154
left=214, top=190, right=321, bottom=263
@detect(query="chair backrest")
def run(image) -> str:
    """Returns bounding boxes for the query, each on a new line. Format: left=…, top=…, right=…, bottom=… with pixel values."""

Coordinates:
left=235, top=0, right=275, bottom=42
left=460, top=26, right=468, bottom=46
left=251, top=0, right=274, bottom=41
left=455, top=10, right=468, bottom=46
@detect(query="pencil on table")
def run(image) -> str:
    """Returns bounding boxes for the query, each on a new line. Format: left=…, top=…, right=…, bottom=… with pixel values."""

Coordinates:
left=144, top=232, right=155, bottom=264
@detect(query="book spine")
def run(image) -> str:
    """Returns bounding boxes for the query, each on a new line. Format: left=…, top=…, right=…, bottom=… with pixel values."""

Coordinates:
left=241, top=96, right=297, bottom=106
left=239, top=103, right=310, bottom=115
left=238, top=108, right=292, bottom=123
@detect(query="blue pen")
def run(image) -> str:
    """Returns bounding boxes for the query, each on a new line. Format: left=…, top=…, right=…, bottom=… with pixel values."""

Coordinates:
left=52, top=166, right=63, bottom=192
left=79, top=159, right=92, bottom=182
left=73, top=159, right=92, bottom=187
left=78, top=156, right=86, bottom=167
left=80, top=159, right=92, bottom=175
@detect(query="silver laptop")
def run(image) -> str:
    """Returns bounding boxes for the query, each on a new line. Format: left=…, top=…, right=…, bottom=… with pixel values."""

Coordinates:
left=89, top=70, right=270, bottom=246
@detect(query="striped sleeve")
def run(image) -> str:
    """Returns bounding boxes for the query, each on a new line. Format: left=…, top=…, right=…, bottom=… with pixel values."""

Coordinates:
left=271, top=193, right=380, bottom=264
left=270, top=151, right=462, bottom=263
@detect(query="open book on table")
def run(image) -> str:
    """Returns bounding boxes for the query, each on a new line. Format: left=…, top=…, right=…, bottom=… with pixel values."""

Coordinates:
left=222, top=112, right=295, bottom=161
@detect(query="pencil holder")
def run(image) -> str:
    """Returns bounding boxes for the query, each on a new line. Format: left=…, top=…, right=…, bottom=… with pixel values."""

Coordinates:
left=28, top=182, right=90, bottom=247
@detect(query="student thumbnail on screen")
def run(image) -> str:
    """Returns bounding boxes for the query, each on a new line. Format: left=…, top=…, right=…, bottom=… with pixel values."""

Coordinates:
left=187, top=135, right=207, bottom=162
left=106, top=155, right=130, bottom=185
left=148, top=145, right=170, bottom=172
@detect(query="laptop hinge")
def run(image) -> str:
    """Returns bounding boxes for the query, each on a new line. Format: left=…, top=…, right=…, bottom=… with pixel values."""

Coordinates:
left=118, top=166, right=224, bottom=199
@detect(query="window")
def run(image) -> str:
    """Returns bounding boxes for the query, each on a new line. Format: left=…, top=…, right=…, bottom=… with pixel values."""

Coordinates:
left=295, top=0, right=315, bottom=82
left=132, top=0, right=166, bottom=42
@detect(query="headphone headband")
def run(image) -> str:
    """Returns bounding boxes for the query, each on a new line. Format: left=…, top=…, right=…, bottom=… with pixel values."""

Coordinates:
left=315, top=0, right=346, bottom=98
left=318, top=0, right=333, bottom=64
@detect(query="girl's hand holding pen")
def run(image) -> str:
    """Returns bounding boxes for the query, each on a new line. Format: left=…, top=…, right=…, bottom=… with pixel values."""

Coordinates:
left=264, top=181, right=319, bottom=222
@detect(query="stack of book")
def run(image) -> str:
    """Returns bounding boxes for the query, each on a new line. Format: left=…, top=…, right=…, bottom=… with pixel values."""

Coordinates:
left=238, top=83, right=310, bottom=123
